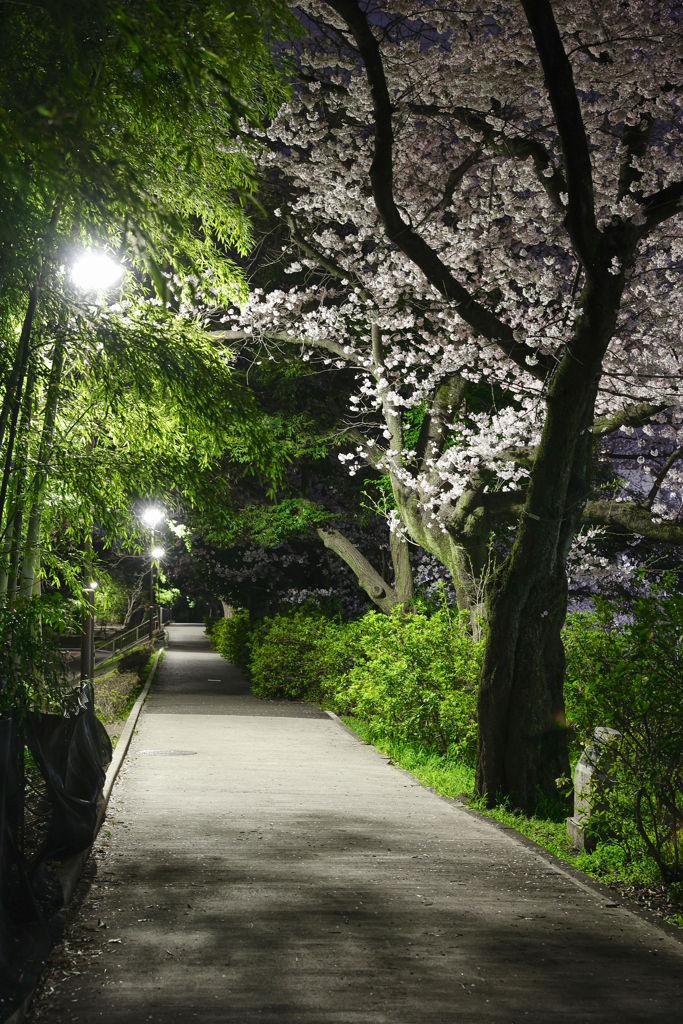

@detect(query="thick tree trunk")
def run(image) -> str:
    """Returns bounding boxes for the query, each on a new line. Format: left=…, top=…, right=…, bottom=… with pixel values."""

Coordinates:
left=476, top=275, right=623, bottom=807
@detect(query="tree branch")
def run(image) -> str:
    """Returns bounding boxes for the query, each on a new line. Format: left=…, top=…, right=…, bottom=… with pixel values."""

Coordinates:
left=519, top=0, right=599, bottom=263
left=410, top=103, right=568, bottom=212
left=617, top=113, right=653, bottom=202
left=441, top=148, right=483, bottom=209
left=211, top=328, right=351, bottom=362
left=285, top=213, right=373, bottom=302
left=371, top=324, right=403, bottom=453
left=592, top=402, right=667, bottom=437
left=345, top=427, right=385, bottom=468
left=645, top=446, right=683, bottom=510
left=317, top=526, right=401, bottom=612
left=415, top=375, right=467, bottom=471
left=640, top=178, right=683, bottom=234
left=322, top=0, right=555, bottom=382
left=582, top=500, right=683, bottom=544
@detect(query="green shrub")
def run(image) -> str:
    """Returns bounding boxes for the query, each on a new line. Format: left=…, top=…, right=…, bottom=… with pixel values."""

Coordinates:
left=249, top=607, right=341, bottom=700
left=333, top=609, right=481, bottom=765
left=234, top=604, right=481, bottom=763
left=204, top=613, right=221, bottom=636
left=117, top=643, right=155, bottom=675
left=209, top=610, right=253, bottom=675
left=564, top=583, right=683, bottom=883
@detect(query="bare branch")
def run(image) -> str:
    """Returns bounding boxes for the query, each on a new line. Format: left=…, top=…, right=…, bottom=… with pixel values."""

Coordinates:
left=317, top=526, right=401, bottom=611
left=645, top=446, right=683, bottom=510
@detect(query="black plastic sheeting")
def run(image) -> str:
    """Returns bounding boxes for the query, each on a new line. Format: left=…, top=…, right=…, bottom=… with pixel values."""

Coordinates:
left=0, top=685, right=112, bottom=1018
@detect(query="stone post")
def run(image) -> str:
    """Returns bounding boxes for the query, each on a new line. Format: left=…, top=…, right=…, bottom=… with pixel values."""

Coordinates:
left=567, top=726, right=621, bottom=852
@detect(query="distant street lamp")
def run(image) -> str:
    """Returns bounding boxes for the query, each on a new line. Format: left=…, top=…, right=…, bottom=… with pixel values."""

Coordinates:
left=142, top=508, right=166, bottom=639
left=81, top=580, right=98, bottom=683
left=71, top=251, right=125, bottom=293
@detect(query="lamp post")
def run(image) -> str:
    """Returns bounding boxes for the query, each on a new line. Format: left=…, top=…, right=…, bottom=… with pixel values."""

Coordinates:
left=141, top=507, right=165, bottom=641
left=80, top=580, right=98, bottom=683
left=150, top=546, right=165, bottom=638
left=70, top=249, right=122, bottom=680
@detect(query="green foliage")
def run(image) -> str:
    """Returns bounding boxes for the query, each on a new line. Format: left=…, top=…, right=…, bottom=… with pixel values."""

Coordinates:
left=343, top=717, right=475, bottom=797
left=209, top=610, right=253, bottom=675
left=0, top=594, right=73, bottom=713
left=202, top=499, right=335, bottom=548
left=564, top=582, right=683, bottom=883
left=0, top=0, right=293, bottom=299
left=216, top=605, right=482, bottom=762
left=334, top=610, right=481, bottom=765
left=0, top=0, right=294, bottom=684
left=249, top=607, right=340, bottom=700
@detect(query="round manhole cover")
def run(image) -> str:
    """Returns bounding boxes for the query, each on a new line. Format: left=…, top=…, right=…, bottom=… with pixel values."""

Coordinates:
left=138, top=750, right=198, bottom=756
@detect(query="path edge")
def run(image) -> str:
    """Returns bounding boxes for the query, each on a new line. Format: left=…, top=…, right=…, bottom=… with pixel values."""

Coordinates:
left=4, top=646, right=165, bottom=1024
left=325, top=709, right=683, bottom=949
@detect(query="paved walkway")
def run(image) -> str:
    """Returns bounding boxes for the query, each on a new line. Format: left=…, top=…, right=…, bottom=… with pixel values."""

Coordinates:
left=31, top=625, right=683, bottom=1022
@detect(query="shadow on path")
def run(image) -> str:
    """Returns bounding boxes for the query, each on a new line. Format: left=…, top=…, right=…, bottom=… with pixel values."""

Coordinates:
left=27, top=624, right=683, bottom=1023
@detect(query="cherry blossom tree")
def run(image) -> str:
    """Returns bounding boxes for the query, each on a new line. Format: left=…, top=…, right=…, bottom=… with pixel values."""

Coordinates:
left=218, top=0, right=683, bottom=806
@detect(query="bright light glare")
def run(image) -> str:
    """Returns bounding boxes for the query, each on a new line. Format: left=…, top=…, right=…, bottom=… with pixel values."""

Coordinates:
left=141, top=507, right=165, bottom=528
left=87, top=581, right=98, bottom=590
left=151, top=546, right=165, bottom=559
left=71, top=251, right=124, bottom=292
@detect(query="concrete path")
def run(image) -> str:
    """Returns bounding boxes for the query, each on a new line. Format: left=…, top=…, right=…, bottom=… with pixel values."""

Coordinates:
left=30, top=625, right=683, bottom=1023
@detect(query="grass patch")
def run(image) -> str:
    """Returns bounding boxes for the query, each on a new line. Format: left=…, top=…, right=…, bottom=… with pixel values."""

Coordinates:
left=342, top=716, right=683, bottom=928
left=94, top=644, right=163, bottom=729
left=342, top=717, right=475, bottom=798
left=117, top=645, right=163, bottom=720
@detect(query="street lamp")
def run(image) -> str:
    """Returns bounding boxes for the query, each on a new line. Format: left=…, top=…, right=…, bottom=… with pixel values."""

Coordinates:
left=71, top=251, right=125, bottom=293
left=142, top=508, right=165, bottom=639
left=141, top=507, right=165, bottom=529
left=81, top=580, right=98, bottom=683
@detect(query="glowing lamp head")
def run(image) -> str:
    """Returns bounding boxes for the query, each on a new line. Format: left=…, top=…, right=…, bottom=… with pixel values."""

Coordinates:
left=71, top=251, right=124, bottom=293
left=141, top=507, right=165, bottom=528
left=151, top=546, right=165, bottom=559
left=85, top=580, right=98, bottom=591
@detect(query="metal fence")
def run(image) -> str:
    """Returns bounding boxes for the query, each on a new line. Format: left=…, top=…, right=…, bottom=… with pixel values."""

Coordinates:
left=94, top=618, right=166, bottom=658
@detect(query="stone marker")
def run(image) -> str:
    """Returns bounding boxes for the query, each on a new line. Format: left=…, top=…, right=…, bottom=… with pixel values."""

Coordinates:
left=567, top=726, right=621, bottom=852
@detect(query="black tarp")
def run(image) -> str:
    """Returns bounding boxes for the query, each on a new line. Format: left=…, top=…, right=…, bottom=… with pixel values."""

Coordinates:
left=0, top=685, right=112, bottom=1018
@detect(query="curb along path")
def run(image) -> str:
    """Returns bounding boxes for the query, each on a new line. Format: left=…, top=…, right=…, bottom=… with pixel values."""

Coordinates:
left=28, top=624, right=683, bottom=1023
